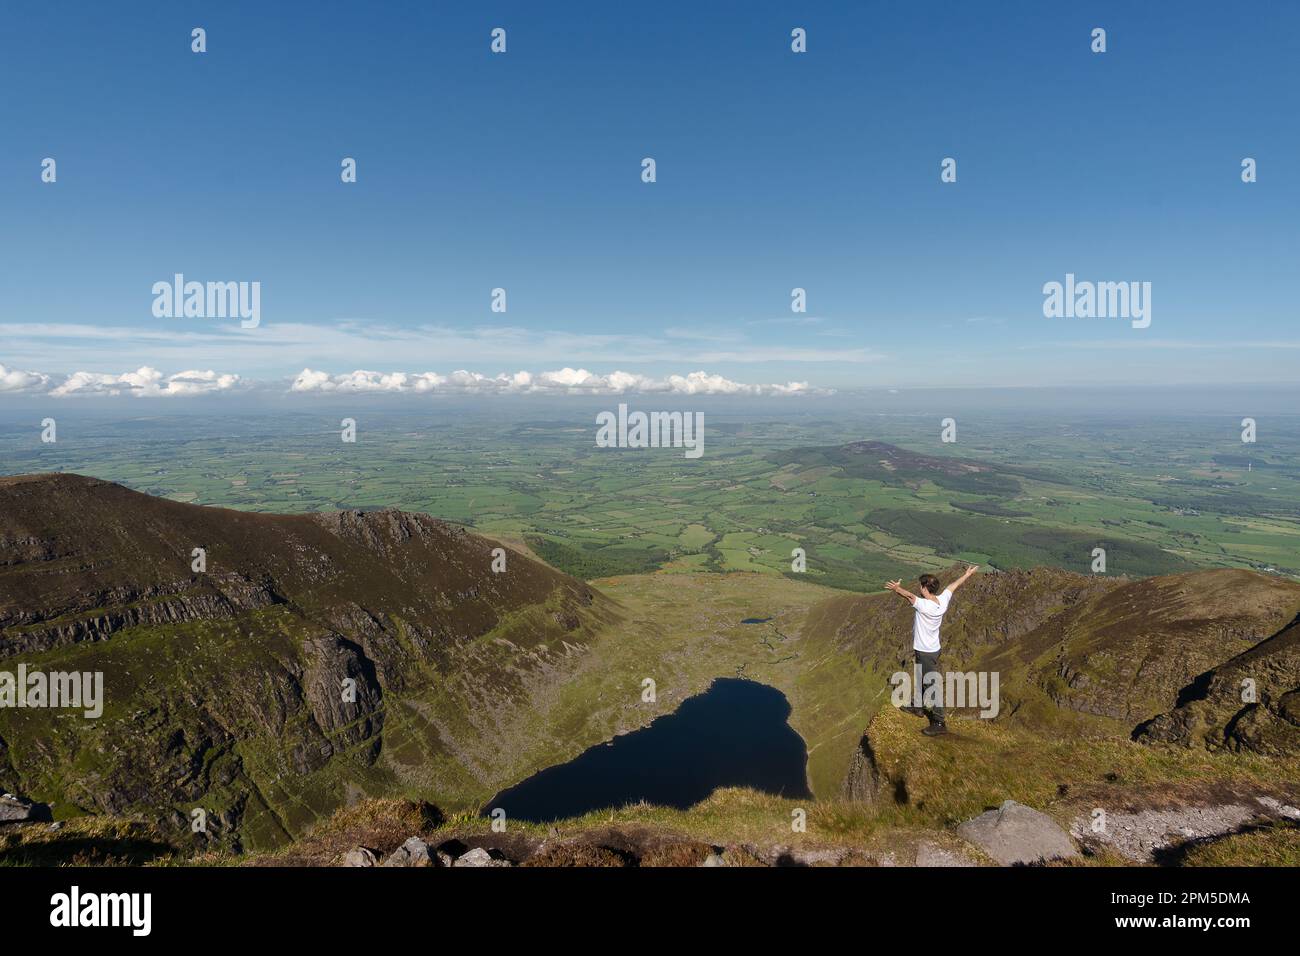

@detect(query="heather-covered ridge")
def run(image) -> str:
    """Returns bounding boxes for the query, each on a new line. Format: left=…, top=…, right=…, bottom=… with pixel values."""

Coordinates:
left=0, top=473, right=613, bottom=850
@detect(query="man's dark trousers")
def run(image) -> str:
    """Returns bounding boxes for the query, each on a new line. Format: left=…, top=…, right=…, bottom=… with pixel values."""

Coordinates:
left=915, top=650, right=945, bottom=725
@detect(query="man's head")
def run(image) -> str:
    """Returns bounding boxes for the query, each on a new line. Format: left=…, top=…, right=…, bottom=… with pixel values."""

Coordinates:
left=918, top=574, right=942, bottom=599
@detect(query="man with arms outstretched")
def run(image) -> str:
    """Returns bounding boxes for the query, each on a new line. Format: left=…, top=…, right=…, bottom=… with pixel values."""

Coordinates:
left=885, top=566, right=978, bottom=736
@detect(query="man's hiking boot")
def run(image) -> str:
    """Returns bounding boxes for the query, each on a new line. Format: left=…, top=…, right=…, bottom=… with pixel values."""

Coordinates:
left=922, top=721, right=948, bottom=737
left=900, top=706, right=926, bottom=717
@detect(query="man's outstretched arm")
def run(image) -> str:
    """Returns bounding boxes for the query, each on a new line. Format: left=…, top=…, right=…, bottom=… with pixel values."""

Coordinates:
left=885, top=579, right=917, bottom=605
left=944, top=565, right=979, bottom=595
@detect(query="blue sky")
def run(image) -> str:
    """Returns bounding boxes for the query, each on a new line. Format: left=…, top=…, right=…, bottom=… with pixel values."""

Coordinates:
left=1, top=1, right=1297, bottom=397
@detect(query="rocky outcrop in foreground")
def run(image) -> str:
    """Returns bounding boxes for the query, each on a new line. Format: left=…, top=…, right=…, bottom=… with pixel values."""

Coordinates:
left=1070, top=794, right=1300, bottom=863
left=334, top=828, right=982, bottom=868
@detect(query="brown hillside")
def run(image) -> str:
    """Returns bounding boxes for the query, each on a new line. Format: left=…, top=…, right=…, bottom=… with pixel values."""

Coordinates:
left=0, top=472, right=594, bottom=661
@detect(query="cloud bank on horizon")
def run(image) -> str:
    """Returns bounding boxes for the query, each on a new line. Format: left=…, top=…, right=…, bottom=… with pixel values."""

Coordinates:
left=0, top=362, right=824, bottom=398
left=0, top=364, right=242, bottom=398
left=290, top=367, right=821, bottom=396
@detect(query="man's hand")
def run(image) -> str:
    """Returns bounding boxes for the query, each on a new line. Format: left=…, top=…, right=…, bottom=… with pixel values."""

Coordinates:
left=885, top=579, right=917, bottom=604
left=946, top=565, right=979, bottom=594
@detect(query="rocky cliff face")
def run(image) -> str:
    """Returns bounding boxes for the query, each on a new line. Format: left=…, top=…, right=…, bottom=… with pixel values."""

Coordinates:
left=1037, top=571, right=1300, bottom=722
left=841, top=734, right=881, bottom=804
left=0, top=474, right=612, bottom=850
left=1136, top=617, right=1300, bottom=757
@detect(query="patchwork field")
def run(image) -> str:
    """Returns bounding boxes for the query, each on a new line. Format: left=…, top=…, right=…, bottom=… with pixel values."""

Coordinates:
left=3, top=408, right=1296, bottom=589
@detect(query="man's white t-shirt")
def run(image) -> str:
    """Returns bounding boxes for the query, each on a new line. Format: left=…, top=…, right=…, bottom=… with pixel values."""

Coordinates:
left=912, top=590, right=951, bottom=653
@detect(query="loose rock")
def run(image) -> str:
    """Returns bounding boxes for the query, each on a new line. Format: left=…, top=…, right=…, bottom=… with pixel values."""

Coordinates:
left=957, top=800, right=1078, bottom=865
left=383, top=836, right=437, bottom=867
left=454, top=846, right=512, bottom=867
left=342, top=846, right=379, bottom=867
left=0, top=794, right=46, bottom=824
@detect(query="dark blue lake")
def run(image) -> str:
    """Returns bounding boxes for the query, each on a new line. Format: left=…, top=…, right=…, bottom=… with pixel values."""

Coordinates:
left=485, top=678, right=811, bottom=823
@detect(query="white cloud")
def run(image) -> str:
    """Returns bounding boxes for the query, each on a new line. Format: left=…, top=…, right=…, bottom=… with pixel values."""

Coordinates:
left=289, top=368, right=410, bottom=393
left=290, top=367, right=826, bottom=397
left=0, top=363, right=50, bottom=393
left=3, top=361, right=821, bottom=398
left=49, top=367, right=241, bottom=398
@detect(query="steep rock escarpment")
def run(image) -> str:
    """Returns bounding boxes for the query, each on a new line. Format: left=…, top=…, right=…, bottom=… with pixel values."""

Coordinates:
left=1136, top=617, right=1300, bottom=757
